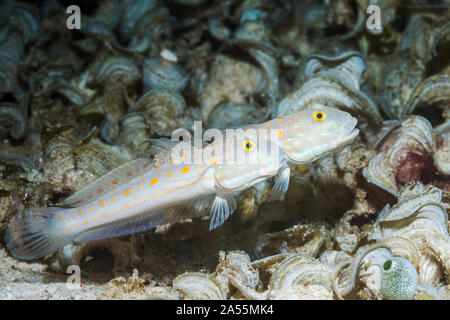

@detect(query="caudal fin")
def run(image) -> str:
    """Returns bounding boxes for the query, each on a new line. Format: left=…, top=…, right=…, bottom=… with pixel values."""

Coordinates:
left=5, top=207, right=73, bottom=261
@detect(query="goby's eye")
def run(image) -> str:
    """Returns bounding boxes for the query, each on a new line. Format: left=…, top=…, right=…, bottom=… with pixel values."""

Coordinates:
left=313, top=111, right=326, bottom=122
left=243, top=141, right=254, bottom=151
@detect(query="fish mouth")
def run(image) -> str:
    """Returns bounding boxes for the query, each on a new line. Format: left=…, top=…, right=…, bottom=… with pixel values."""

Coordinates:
left=340, top=116, right=359, bottom=145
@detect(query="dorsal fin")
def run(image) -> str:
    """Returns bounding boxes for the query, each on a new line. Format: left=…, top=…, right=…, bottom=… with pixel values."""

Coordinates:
left=150, top=138, right=182, bottom=165
left=149, top=138, right=181, bottom=154
left=150, top=138, right=207, bottom=166
left=64, top=158, right=153, bottom=207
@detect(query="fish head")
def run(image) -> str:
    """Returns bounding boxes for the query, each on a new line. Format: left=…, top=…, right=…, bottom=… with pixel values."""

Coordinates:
left=212, top=128, right=285, bottom=192
left=278, top=103, right=359, bottom=164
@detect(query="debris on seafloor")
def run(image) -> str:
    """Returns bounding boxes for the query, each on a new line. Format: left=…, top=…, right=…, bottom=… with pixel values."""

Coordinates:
left=0, top=0, right=449, bottom=300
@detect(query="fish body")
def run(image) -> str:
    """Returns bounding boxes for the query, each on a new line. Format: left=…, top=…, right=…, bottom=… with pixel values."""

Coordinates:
left=6, top=131, right=285, bottom=260
left=5, top=104, right=359, bottom=260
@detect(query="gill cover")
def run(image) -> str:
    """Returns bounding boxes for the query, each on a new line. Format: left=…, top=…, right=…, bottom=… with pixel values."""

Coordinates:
left=213, top=129, right=283, bottom=192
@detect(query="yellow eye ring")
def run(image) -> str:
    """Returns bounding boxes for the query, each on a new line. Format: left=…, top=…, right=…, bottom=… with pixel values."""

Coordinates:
left=313, top=111, right=326, bottom=122
left=243, top=141, right=254, bottom=152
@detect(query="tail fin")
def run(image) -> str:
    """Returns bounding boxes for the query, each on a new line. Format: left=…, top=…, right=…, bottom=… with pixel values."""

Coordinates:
left=5, top=207, right=73, bottom=261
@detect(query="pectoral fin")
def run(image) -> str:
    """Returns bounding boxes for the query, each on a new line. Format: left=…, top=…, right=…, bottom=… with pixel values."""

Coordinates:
left=269, top=167, right=290, bottom=201
left=209, top=194, right=237, bottom=231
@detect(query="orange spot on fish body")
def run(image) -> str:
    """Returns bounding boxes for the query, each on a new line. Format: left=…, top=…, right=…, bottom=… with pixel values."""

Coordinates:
left=112, top=179, right=119, bottom=185
left=112, top=197, right=117, bottom=201
left=155, top=166, right=160, bottom=171
left=124, top=190, right=131, bottom=196
left=208, top=158, right=216, bottom=165
left=142, top=162, right=150, bottom=169
left=77, top=210, right=84, bottom=215
left=138, top=184, right=143, bottom=191
left=97, top=188, right=104, bottom=194
left=181, top=166, right=191, bottom=174
left=126, top=171, right=133, bottom=177
left=87, top=194, right=93, bottom=200
left=150, top=178, right=158, bottom=186
left=100, top=201, right=106, bottom=206
left=197, top=164, right=203, bottom=168
left=168, top=173, right=173, bottom=178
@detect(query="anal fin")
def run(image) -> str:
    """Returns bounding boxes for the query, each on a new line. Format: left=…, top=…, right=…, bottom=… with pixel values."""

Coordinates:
left=77, top=210, right=165, bottom=241
left=165, top=192, right=215, bottom=223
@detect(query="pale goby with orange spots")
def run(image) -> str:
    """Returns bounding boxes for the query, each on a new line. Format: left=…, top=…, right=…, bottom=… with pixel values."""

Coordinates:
left=187, top=103, right=359, bottom=201
left=5, top=130, right=286, bottom=260
left=247, top=104, right=360, bottom=200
